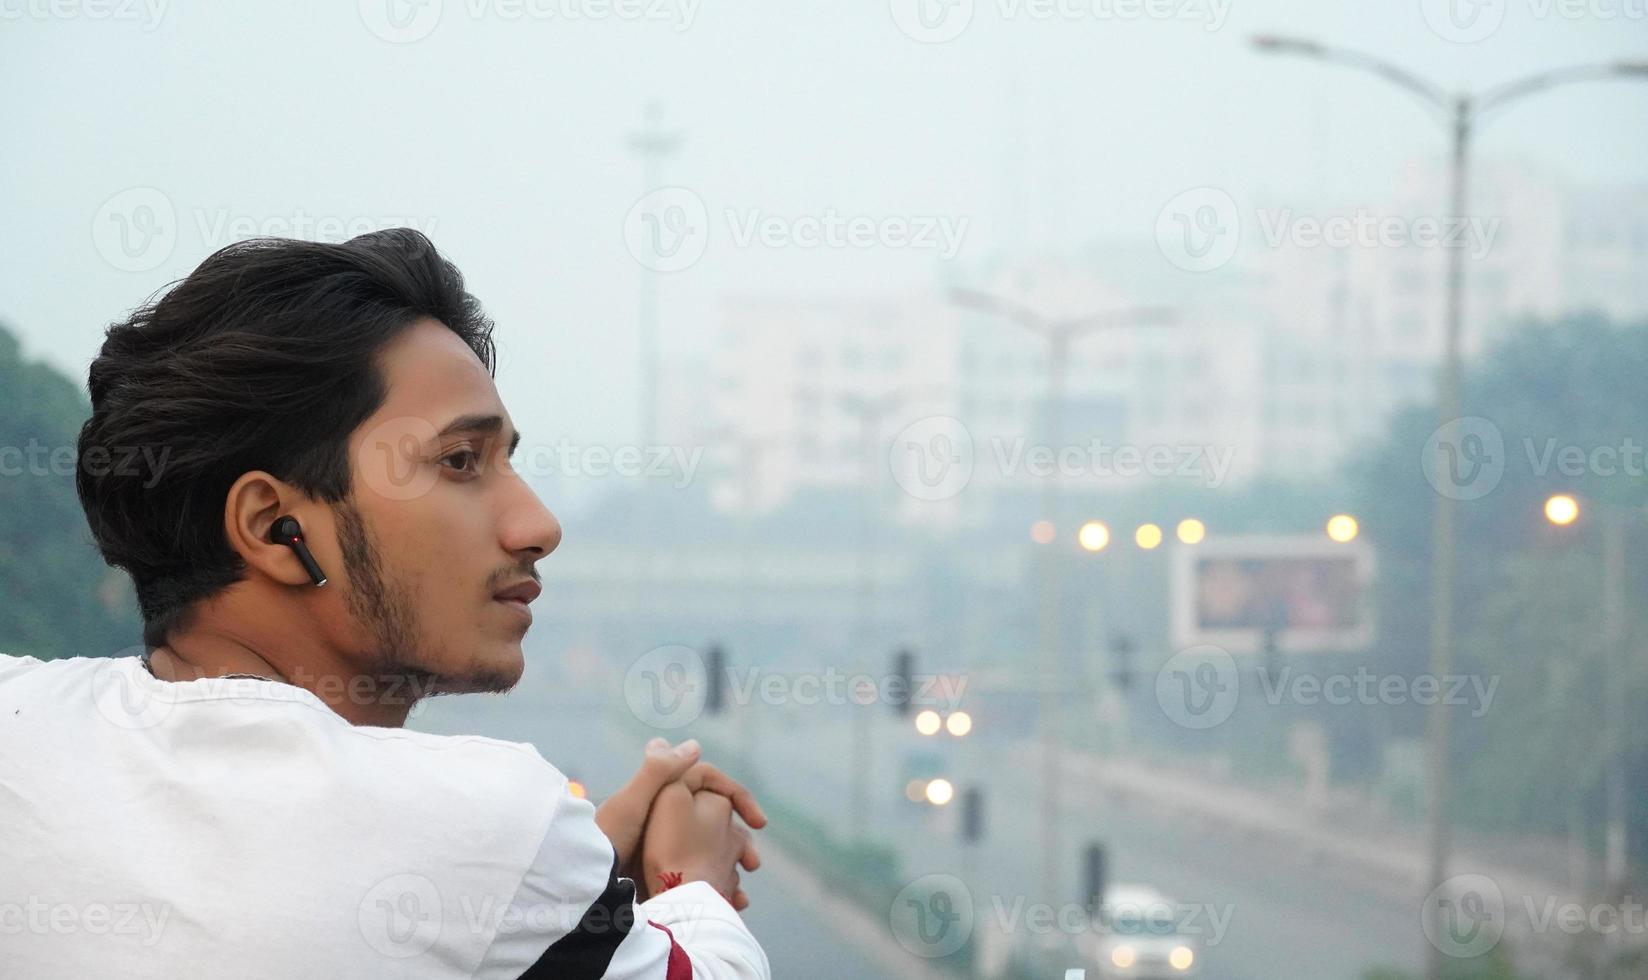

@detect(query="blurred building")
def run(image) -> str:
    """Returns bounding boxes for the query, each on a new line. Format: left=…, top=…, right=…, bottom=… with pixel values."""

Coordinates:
left=668, top=164, right=1648, bottom=518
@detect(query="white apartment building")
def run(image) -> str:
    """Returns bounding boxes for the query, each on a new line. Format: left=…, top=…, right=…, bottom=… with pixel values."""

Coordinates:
left=680, top=165, right=1648, bottom=516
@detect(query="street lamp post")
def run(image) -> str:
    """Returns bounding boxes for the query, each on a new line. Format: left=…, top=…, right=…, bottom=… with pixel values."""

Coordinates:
left=625, top=100, right=683, bottom=451
left=840, top=391, right=906, bottom=843
left=949, top=286, right=1175, bottom=903
left=1252, top=38, right=1648, bottom=980
left=1545, top=495, right=1634, bottom=902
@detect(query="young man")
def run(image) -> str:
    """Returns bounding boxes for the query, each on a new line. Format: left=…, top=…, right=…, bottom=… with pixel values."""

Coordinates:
left=0, top=230, right=769, bottom=978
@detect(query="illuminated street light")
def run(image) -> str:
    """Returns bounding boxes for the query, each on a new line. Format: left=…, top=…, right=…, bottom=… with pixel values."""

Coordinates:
left=915, top=709, right=943, bottom=736
left=1326, top=514, right=1360, bottom=543
left=1545, top=494, right=1580, bottom=526
left=1176, top=518, right=1206, bottom=545
left=567, top=780, right=588, bottom=800
left=1169, top=946, right=1195, bottom=971
left=1252, top=40, right=1648, bottom=980
left=1030, top=520, right=1056, bottom=545
left=1078, top=520, right=1111, bottom=552
left=1135, top=523, right=1164, bottom=550
left=945, top=711, right=973, bottom=737
left=925, top=778, right=955, bottom=806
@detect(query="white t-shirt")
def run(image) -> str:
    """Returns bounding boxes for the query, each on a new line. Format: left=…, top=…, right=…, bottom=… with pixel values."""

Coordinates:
left=0, top=654, right=770, bottom=980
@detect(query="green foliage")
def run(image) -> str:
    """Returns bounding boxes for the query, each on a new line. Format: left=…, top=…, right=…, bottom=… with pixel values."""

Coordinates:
left=1349, top=312, right=1648, bottom=863
left=0, top=321, right=140, bottom=659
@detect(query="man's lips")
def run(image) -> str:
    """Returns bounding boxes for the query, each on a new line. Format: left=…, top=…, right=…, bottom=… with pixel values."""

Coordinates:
left=492, top=580, right=542, bottom=605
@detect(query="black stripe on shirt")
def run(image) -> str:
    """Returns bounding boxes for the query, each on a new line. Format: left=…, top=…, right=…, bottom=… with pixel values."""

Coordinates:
left=517, top=854, right=639, bottom=980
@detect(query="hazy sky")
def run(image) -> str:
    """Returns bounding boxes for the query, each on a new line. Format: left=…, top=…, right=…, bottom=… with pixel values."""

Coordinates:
left=4, top=0, right=1645, bottom=450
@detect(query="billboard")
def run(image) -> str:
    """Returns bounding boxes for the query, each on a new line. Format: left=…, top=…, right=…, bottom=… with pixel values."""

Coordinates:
left=1170, top=534, right=1376, bottom=653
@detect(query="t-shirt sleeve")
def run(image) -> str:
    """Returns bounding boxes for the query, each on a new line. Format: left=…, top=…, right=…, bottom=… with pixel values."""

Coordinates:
left=476, top=784, right=771, bottom=980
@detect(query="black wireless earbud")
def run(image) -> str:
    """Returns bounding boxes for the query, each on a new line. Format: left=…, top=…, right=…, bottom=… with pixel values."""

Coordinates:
left=270, top=515, right=329, bottom=587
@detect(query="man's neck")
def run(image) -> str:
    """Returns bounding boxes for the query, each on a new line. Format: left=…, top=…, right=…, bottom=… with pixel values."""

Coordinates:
left=147, top=631, right=417, bottom=728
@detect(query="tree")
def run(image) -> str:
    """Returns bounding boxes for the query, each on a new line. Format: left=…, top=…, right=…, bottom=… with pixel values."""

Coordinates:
left=0, top=322, right=140, bottom=660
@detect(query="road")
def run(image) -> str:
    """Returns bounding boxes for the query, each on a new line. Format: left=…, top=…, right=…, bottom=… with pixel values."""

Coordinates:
left=719, top=699, right=1426, bottom=980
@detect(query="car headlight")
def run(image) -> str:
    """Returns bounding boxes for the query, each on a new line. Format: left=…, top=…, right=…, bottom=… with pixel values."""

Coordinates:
left=1110, top=945, right=1137, bottom=969
left=1169, top=945, right=1195, bottom=971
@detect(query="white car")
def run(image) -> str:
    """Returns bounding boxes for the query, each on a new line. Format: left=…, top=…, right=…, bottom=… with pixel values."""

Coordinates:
left=1084, top=884, right=1201, bottom=980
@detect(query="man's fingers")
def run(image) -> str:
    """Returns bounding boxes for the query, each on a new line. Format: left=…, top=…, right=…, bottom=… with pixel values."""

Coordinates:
left=637, top=738, right=702, bottom=789
left=732, top=888, right=750, bottom=912
left=692, top=788, right=734, bottom=823
left=682, top=763, right=769, bottom=829
left=739, top=837, right=761, bottom=872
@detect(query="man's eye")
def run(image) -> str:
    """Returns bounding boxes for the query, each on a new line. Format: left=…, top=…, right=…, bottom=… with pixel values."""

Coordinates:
left=440, top=449, right=481, bottom=474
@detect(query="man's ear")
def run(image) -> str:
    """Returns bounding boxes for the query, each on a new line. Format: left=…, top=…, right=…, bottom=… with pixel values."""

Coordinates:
left=222, top=472, right=327, bottom=588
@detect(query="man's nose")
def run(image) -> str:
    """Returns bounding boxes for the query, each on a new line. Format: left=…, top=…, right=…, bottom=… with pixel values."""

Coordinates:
left=500, top=478, right=561, bottom=559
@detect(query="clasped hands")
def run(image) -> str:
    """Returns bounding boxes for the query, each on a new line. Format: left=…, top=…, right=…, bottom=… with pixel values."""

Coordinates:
left=592, top=737, right=767, bottom=909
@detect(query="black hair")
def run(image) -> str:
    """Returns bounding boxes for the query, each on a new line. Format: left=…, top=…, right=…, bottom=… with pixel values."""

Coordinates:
left=75, top=228, right=495, bottom=648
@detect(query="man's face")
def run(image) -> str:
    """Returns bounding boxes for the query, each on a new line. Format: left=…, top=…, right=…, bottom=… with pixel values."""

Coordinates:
left=331, top=318, right=560, bottom=694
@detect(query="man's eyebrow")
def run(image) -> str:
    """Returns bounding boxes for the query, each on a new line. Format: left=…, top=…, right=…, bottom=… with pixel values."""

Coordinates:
left=436, top=414, right=522, bottom=454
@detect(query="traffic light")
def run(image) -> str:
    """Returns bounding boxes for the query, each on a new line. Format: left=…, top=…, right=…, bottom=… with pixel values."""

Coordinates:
left=960, top=786, right=984, bottom=844
left=1108, top=634, right=1135, bottom=691
left=890, top=648, right=914, bottom=716
left=1082, top=842, right=1108, bottom=911
left=704, top=644, right=726, bottom=715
